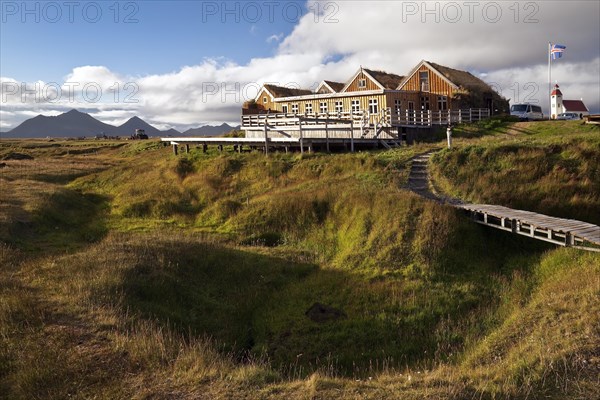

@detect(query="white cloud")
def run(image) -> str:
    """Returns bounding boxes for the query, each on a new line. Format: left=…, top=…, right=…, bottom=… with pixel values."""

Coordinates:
left=1, top=1, right=599, bottom=131
left=266, top=33, right=284, bottom=43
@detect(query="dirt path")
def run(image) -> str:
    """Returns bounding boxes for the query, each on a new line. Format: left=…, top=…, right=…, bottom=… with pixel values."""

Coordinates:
left=407, top=151, right=463, bottom=205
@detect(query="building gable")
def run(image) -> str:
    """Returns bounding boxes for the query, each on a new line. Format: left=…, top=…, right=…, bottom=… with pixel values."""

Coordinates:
left=397, top=60, right=458, bottom=92
left=255, top=87, right=275, bottom=103
left=341, top=68, right=386, bottom=92
left=316, top=81, right=336, bottom=94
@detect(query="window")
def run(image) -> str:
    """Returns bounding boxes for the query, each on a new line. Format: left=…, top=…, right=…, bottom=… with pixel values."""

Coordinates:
left=368, top=98, right=379, bottom=114
left=351, top=100, right=360, bottom=113
left=358, top=78, right=367, bottom=88
left=419, top=71, right=429, bottom=92
left=437, top=96, right=447, bottom=111
left=263, top=97, right=268, bottom=104
left=368, top=99, right=379, bottom=114
left=282, top=105, right=288, bottom=113
left=305, top=103, right=313, bottom=114
left=291, top=103, right=299, bottom=114
left=335, top=101, right=343, bottom=113
left=420, top=96, right=430, bottom=111
left=394, top=99, right=401, bottom=115
left=320, top=101, right=328, bottom=114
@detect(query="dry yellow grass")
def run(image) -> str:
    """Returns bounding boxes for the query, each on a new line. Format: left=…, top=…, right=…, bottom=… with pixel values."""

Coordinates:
left=1, top=133, right=598, bottom=399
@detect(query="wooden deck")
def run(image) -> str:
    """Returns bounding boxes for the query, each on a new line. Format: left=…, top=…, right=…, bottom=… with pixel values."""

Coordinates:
left=458, top=204, right=600, bottom=252
left=160, top=136, right=396, bottom=155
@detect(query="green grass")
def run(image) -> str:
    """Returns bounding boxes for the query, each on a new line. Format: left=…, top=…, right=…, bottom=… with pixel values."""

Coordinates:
left=1, top=130, right=599, bottom=399
left=431, top=120, right=600, bottom=224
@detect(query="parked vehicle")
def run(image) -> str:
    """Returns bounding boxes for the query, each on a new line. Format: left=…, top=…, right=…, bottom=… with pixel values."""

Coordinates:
left=130, top=129, right=148, bottom=140
left=556, top=112, right=581, bottom=120
left=510, top=104, right=544, bottom=121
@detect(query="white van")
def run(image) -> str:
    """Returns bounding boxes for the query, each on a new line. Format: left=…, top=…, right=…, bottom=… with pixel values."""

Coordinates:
left=510, top=104, right=544, bottom=121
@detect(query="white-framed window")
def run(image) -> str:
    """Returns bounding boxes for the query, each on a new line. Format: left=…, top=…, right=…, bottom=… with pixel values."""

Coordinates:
left=358, top=78, right=367, bottom=88
left=368, top=98, right=379, bottom=114
left=291, top=103, right=299, bottom=114
left=282, top=104, right=288, bottom=113
left=437, top=96, right=447, bottom=111
left=351, top=100, right=360, bottom=113
left=305, top=103, right=313, bottom=114
left=335, top=101, right=343, bottom=113
left=394, top=99, right=401, bottom=115
left=263, top=97, right=268, bottom=104
left=419, top=71, right=430, bottom=92
left=320, top=101, right=328, bottom=114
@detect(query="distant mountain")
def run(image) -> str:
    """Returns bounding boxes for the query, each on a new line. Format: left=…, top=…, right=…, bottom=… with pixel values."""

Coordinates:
left=5, top=110, right=178, bottom=138
left=182, top=123, right=241, bottom=137
left=7, top=109, right=118, bottom=138
left=116, top=116, right=162, bottom=137
left=162, top=128, right=181, bottom=136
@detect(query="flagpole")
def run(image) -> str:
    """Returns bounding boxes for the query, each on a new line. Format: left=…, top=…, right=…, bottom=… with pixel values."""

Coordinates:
left=548, top=42, right=552, bottom=119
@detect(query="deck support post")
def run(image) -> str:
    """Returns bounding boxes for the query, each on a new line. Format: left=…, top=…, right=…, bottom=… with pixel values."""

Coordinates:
left=185, top=144, right=190, bottom=153
left=350, top=120, right=355, bottom=153
left=218, top=145, right=223, bottom=152
left=325, top=119, right=330, bottom=153
left=299, top=119, right=304, bottom=155
left=202, top=143, right=208, bottom=153
left=565, top=232, right=575, bottom=247
left=172, top=144, right=178, bottom=156
left=263, top=122, right=269, bottom=155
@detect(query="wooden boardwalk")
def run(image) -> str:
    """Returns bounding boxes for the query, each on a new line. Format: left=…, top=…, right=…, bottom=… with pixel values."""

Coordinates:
left=458, top=204, right=600, bottom=252
left=407, top=152, right=600, bottom=252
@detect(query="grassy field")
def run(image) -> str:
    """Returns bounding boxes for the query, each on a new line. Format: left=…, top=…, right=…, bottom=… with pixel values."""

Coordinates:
left=1, top=124, right=598, bottom=399
left=430, top=120, right=600, bottom=224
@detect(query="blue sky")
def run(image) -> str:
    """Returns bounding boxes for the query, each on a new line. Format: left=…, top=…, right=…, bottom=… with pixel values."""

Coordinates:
left=1, top=1, right=599, bottom=130
left=1, top=1, right=302, bottom=81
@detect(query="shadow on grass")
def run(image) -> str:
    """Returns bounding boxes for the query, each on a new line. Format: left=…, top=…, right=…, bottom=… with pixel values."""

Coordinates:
left=114, top=233, right=537, bottom=378
left=7, top=188, right=109, bottom=253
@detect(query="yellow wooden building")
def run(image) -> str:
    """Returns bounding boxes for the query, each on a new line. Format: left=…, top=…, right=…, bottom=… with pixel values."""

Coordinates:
left=241, top=60, right=508, bottom=141
left=245, top=60, right=507, bottom=121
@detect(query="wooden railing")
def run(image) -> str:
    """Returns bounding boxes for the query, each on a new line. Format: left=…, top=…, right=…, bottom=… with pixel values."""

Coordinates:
left=242, top=108, right=490, bottom=129
left=390, top=108, right=490, bottom=126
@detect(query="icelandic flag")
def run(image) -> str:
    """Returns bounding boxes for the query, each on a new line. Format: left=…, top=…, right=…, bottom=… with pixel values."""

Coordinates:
left=551, top=44, right=566, bottom=60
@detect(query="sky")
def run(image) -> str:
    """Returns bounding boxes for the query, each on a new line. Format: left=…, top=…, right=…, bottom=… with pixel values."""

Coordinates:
left=1, top=0, right=599, bottom=131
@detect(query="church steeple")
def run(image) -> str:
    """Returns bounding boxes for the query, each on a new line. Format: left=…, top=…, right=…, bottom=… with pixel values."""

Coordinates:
left=550, top=83, right=563, bottom=119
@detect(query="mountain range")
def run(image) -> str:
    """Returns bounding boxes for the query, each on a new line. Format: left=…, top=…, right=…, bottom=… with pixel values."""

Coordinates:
left=2, top=110, right=240, bottom=138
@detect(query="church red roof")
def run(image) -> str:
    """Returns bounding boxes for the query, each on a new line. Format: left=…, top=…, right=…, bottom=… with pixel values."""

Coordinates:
left=551, top=84, right=562, bottom=96
left=562, top=100, right=589, bottom=112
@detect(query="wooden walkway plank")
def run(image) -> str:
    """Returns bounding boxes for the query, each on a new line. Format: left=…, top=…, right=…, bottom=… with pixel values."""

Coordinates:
left=457, top=203, right=600, bottom=248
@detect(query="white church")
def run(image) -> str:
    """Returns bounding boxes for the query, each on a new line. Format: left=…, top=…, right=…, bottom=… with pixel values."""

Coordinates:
left=550, top=84, right=590, bottom=119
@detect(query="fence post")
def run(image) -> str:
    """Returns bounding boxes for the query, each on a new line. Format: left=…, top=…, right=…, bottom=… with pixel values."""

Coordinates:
left=299, top=117, right=304, bottom=155
left=350, top=120, right=355, bottom=153
left=325, top=118, right=330, bottom=153
left=263, top=120, right=269, bottom=155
